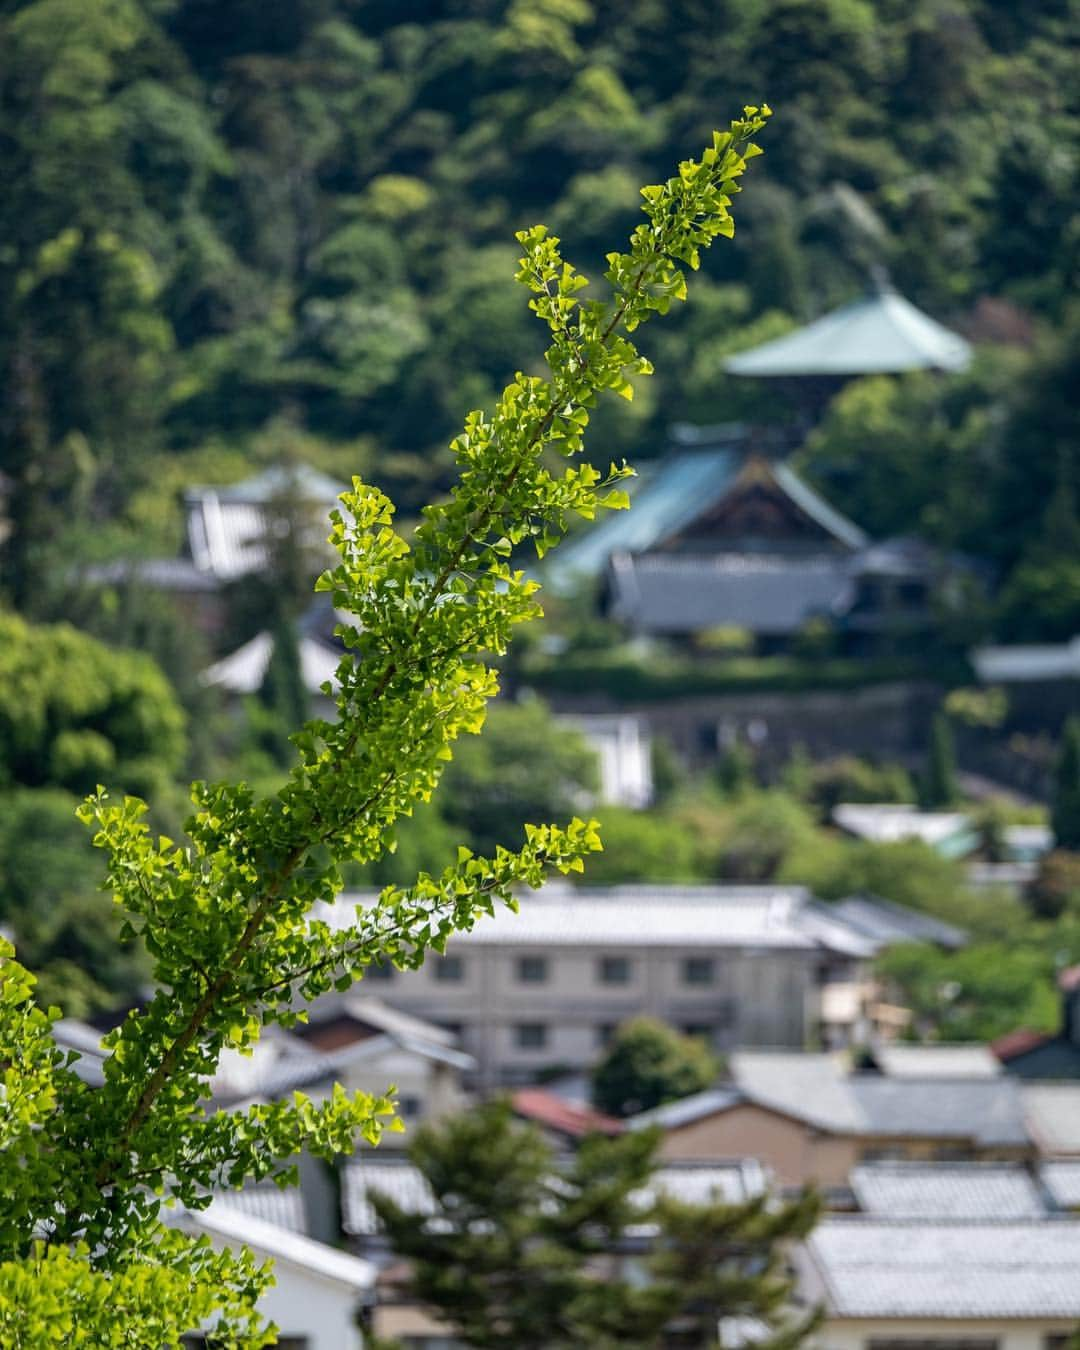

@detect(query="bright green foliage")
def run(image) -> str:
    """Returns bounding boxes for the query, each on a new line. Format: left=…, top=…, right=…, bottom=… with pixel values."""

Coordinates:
left=0, top=789, right=147, bottom=1017
left=918, top=711, right=958, bottom=811
left=438, top=699, right=600, bottom=857
left=592, top=1017, right=719, bottom=1118
left=0, top=612, right=187, bottom=795
left=371, top=1098, right=818, bottom=1350
left=0, top=116, right=770, bottom=1344
left=1052, top=717, right=1080, bottom=851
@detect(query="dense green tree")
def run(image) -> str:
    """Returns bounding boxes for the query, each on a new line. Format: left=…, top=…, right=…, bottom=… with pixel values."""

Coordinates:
left=439, top=699, right=600, bottom=857
left=372, top=1098, right=819, bottom=1350
left=1052, top=717, right=1080, bottom=851
left=592, top=1017, right=719, bottom=1119
left=0, top=610, right=186, bottom=795
left=257, top=613, right=310, bottom=766
left=0, top=116, right=771, bottom=1342
left=918, top=711, right=958, bottom=811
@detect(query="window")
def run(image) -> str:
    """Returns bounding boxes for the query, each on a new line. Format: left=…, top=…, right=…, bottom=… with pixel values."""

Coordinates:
left=399, top=1096, right=422, bottom=1118
left=596, top=1024, right=617, bottom=1048
left=515, top=1024, right=547, bottom=1050
left=435, top=955, right=464, bottom=982
left=366, top=959, right=395, bottom=982
left=682, top=956, right=713, bottom=985
left=516, top=955, right=548, bottom=984
left=683, top=1024, right=712, bottom=1042
left=598, top=956, right=631, bottom=985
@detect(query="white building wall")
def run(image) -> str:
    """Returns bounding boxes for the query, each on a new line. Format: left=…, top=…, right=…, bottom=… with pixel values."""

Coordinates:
left=254, top=1261, right=366, bottom=1350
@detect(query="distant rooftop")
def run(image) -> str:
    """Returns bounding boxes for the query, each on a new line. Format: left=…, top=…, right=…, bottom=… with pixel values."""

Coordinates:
left=850, top=1162, right=1044, bottom=1219
left=972, top=636, right=1080, bottom=683
left=801, top=1217, right=1080, bottom=1319
left=725, top=277, right=972, bottom=377
left=322, top=884, right=877, bottom=956
left=870, top=1043, right=1001, bottom=1079
left=823, top=894, right=967, bottom=951
left=201, top=630, right=343, bottom=696
left=832, top=804, right=978, bottom=858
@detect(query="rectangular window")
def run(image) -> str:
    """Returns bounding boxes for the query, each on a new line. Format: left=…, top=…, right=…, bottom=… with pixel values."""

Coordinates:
left=434, top=955, right=464, bottom=982
left=517, top=955, right=548, bottom=984
left=599, top=956, right=631, bottom=985
left=596, top=1023, right=617, bottom=1048
left=683, top=957, right=713, bottom=985
left=515, top=1024, right=547, bottom=1050
left=683, top=1024, right=713, bottom=1042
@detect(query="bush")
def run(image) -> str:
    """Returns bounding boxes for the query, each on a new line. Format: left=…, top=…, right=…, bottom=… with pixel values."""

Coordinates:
left=592, top=1017, right=719, bottom=1117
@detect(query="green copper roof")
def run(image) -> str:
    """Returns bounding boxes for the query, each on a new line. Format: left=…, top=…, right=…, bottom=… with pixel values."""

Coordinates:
left=546, top=448, right=741, bottom=590
left=725, top=284, right=972, bottom=377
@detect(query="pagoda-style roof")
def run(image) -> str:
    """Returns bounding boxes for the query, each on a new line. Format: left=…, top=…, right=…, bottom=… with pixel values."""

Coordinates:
left=547, top=439, right=865, bottom=590
left=725, top=279, right=972, bottom=377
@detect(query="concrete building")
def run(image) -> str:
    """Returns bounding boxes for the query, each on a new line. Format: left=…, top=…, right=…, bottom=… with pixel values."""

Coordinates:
left=316, top=884, right=888, bottom=1086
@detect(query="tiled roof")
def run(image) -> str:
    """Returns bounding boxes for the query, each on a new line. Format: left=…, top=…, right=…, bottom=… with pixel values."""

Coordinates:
left=730, top=1052, right=1029, bottom=1145
left=214, top=1184, right=309, bottom=1233
left=725, top=284, right=972, bottom=377
left=825, top=894, right=967, bottom=951
left=803, top=1218, right=1080, bottom=1318
left=1023, top=1084, right=1080, bottom=1155
left=547, top=446, right=742, bottom=589
left=627, top=1087, right=744, bottom=1131
left=341, top=1158, right=437, bottom=1237
left=177, top=1199, right=375, bottom=1289
left=633, top=1160, right=768, bottom=1209
left=320, top=883, right=870, bottom=954
left=870, top=1044, right=1001, bottom=1079
left=607, top=550, right=855, bottom=637
left=510, top=1089, right=623, bottom=1137
left=1040, top=1161, right=1080, bottom=1210
left=850, top=1163, right=1046, bottom=1219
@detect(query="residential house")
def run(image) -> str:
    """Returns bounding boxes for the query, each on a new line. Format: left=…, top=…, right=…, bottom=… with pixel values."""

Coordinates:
left=796, top=1216, right=1080, bottom=1350
left=313, top=883, right=895, bottom=1087
left=831, top=804, right=980, bottom=859
left=994, top=966, right=1080, bottom=1079
left=629, top=1051, right=1032, bottom=1186
left=212, top=996, right=474, bottom=1143
left=174, top=1201, right=374, bottom=1349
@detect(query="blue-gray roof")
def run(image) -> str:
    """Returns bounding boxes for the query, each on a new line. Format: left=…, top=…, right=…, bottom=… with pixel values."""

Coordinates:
left=826, top=894, right=967, bottom=951
left=802, top=1218, right=1080, bottom=1319
left=850, top=1163, right=1046, bottom=1219
left=547, top=447, right=741, bottom=590
left=725, top=285, right=972, bottom=377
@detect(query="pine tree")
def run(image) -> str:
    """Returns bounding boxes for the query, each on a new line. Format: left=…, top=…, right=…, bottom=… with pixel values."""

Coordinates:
left=371, top=1099, right=819, bottom=1350
left=919, top=711, right=958, bottom=810
left=1052, top=716, right=1080, bottom=850
left=259, top=611, right=310, bottom=764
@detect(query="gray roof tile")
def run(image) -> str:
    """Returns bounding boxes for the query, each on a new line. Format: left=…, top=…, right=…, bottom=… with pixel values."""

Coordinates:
left=850, top=1163, right=1046, bottom=1219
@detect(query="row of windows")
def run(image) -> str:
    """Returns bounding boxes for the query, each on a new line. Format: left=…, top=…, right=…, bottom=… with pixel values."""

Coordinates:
left=367, top=955, right=719, bottom=986
left=513, top=1020, right=728, bottom=1051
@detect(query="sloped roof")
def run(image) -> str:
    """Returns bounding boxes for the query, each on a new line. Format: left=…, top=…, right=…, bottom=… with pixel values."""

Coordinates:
left=628, top=1087, right=745, bottom=1132
left=607, top=550, right=855, bottom=636
left=825, top=895, right=967, bottom=951
left=725, top=284, right=972, bottom=377
left=631, top=1159, right=769, bottom=1209
left=1040, top=1161, right=1080, bottom=1210
left=511, top=1088, right=623, bottom=1138
left=213, top=1184, right=309, bottom=1234
left=832, top=804, right=977, bottom=856
left=850, top=1163, right=1045, bottom=1219
left=871, top=1044, right=1001, bottom=1079
left=729, top=1052, right=1028, bottom=1146
left=1023, top=1084, right=1080, bottom=1155
left=341, top=1158, right=439, bottom=1237
left=802, top=1218, right=1080, bottom=1319
left=177, top=1199, right=375, bottom=1290
left=201, top=631, right=342, bottom=696
left=187, top=464, right=346, bottom=506
left=321, top=883, right=871, bottom=955
left=547, top=447, right=741, bottom=589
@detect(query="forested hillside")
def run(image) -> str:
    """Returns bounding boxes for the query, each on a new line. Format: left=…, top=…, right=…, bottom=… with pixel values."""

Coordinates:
left=2, top=0, right=1077, bottom=626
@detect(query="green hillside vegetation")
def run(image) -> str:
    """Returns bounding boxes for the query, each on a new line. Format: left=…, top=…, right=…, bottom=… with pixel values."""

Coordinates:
left=1, top=0, right=1077, bottom=641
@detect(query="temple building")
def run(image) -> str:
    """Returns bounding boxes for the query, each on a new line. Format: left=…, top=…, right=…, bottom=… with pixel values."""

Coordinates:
left=549, top=277, right=973, bottom=654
